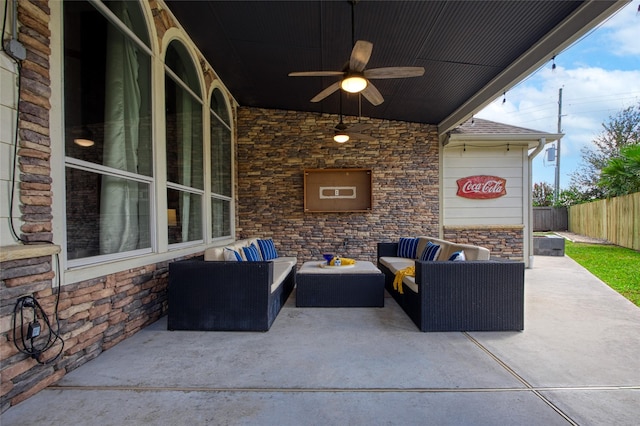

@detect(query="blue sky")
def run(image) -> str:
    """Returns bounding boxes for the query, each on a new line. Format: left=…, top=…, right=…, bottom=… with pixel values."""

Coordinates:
left=477, top=1, right=640, bottom=189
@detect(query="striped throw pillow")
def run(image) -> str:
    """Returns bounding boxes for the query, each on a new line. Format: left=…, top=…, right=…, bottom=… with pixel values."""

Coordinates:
left=420, top=241, right=441, bottom=261
left=224, top=248, right=242, bottom=261
left=242, top=244, right=261, bottom=261
left=397, top=237, right=419, bottom=259
left=257, top=239, right=278, bottom=260
left=448, top=251, right=466, bottom=261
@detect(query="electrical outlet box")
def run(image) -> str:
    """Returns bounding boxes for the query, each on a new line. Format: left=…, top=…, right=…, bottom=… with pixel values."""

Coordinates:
left=5, top=39, right=27, bottom=61
left=27, top=321, right=41, bottom=339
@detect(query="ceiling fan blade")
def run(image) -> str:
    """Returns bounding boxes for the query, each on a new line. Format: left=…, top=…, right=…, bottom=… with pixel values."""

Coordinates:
left=364, top=67, right=425, bottom=79
left=310, top=81, right=341, bottom=103
left=347, top=123, right=372, bottom=132
left=289, top=71, right=345, bottom=77
left=361, top=83, right=384, bottom=106
left=349, top=132, right=376, bottom=141
left=350, top=40, right=373, bottom=72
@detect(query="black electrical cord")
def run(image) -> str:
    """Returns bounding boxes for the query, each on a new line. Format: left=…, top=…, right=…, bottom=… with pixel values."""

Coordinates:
left=12, top=255, right=64, bottom=364
left=5, top=1, right=64, bottom=363
left=1, top=0, right=8, bottom=52
left=4, top=1, right=57, bottom=245
left=8, top=60, right=25, bottom=243
left=3, top=0, right=28, bottom=243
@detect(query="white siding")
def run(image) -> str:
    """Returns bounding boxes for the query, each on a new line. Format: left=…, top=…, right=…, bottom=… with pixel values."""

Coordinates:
left=443, top=145, right=527, bottom=226
left=1, top=46, right=20, bottom=246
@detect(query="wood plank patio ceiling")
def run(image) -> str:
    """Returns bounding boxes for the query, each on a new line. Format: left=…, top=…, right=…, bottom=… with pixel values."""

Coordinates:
left=164, top=0, right=625, bottom=132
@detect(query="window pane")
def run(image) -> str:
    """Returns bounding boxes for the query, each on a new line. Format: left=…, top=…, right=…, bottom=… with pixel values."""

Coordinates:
left=63, top=0, right=152, bottom=176
left=64, top=0, right=153, bottom=263
left=211, top=118, right=231, bottom=197
left=211, top=88, right=230, bottom=125
left=104, top=0, right=150, bottom=47
left=167, top=188, right=203, bottom=244
left=211, top=197, right=231, bottom=239
left=66, top=168, right=151, bottom=260
left=165, top=42, right=200, bottom=94
left=165, top=76, right=204, bottom=189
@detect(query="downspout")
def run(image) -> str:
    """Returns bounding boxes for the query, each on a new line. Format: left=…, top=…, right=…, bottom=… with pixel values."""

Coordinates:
left=526, top=138, right=546, bottom=268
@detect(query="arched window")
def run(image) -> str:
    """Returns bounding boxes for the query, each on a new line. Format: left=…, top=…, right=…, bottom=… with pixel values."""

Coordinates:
left=63, top=0, right=152, bottom=264
left=210, top=88, right=232, bottom=239
left=165, top=41, right=204, bottom=245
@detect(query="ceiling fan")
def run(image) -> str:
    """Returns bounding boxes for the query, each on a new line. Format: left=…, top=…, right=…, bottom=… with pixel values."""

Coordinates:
left=288, top=0, right=425, bottom=106
left=331, top=119, right=374, bottom=143
left=330, top=92, right=374, bottom=143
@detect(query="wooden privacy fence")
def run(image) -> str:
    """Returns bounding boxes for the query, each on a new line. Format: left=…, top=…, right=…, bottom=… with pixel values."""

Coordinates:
left=568, top=192, right=640, bottom=251
left=533, top=207, right=567, bottom=231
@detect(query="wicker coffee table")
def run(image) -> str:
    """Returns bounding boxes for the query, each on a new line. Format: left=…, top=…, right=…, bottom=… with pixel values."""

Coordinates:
left=296, top=260, right=384, bottom=307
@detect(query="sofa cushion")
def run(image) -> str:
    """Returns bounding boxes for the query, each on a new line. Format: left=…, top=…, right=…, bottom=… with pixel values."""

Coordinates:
left=273, top=256, right=297, bottom=265
left=416, top=236, right=490, bottom=261
left=380, top=257, right=419, bottom=293
left=401, top=275, right=418, bottom=293
left=419, top=241, right=441, bottom=261
left=204, top=246, right=225, bottom=261
left=437, top=242, right=489, bottom=261
left=379, top=256, right=414, bottom=274
left=205, top=238, right=262, bottom=261
left=271, top=257, right=297, bottom=293
left=397, top=237, right=419, bottom=258
left=257, top=238, right=278, bottom=260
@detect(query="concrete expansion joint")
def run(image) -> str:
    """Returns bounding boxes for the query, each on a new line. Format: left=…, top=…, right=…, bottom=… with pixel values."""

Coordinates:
left=463, top=332, right=578, bottom=426
left=46, top=384, right=639, bottom=393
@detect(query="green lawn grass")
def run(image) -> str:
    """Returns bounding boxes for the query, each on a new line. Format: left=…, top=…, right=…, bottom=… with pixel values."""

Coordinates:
left=564, top=240, right=640, bottom=307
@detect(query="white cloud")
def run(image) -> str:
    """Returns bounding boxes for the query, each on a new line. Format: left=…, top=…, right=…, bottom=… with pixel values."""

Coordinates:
left=476, top=2, right=640, bottom=188
left=601, top=1, right=640, bottom=56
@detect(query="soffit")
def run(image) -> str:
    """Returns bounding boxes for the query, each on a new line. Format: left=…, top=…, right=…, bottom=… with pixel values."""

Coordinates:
left=164, top=0, right=625, bottom=133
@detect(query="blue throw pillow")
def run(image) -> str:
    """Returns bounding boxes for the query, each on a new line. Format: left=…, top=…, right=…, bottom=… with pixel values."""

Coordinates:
left=397, top=237, right=419, bottom=258
left=257, top=238, right=278, bottom=260
left=242, top=244, right=261, bottom=261
left=224, top=248, right=242, bottom=261
left=448, top=251, right=466, bottom=262
left=420, top=241, right=441, bottom=261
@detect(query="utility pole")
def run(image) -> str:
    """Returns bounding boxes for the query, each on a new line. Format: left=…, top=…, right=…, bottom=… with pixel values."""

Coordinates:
left=554, top=88, right=562, bottom=203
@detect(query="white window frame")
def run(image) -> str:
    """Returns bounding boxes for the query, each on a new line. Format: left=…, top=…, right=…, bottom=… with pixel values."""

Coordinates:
left=163, top=41, right=206, bottom=248
left=209, top=92, right=234, bottom=242
left=62, top=0, right=156, bottom=268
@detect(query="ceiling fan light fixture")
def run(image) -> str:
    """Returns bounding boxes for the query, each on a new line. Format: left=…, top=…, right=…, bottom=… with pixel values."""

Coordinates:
left=334, top=133, right=350, bottom=143
left=74, top=138, right=94, bottom=147
left=341, top=74, right=367, bottom=93
left=73, top=126, right=95, bottom=147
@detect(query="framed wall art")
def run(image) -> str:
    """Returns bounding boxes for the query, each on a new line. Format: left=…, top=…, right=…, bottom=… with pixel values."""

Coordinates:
left=303, top=168, right=372, bottom=212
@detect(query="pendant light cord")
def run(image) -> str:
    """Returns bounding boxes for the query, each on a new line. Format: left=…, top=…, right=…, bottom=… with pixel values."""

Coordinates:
left=351, top=0, right=356, bottom=47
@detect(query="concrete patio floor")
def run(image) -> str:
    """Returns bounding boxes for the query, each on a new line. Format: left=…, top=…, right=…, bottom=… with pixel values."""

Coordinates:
left=3, top=255, right=640, bottom=425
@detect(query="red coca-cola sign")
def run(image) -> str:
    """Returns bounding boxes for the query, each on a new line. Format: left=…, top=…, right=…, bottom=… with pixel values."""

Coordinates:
left=456, top=175, right=507, bottom=199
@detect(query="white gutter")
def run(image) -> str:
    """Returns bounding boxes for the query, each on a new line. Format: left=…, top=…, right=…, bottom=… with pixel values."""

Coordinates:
left=446, top=133, right=563, bottom=144
left=528, top=137, right=546, bottom=161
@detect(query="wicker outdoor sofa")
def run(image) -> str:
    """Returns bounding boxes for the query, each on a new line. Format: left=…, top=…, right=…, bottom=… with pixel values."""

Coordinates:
left=377, top=237, right=525, bottom=332
left=168, top=238, right=296, bottom=331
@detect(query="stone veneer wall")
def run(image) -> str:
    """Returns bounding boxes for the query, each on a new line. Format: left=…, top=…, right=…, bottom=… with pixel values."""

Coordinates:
left=236, top=107, right=440, bottom=263
left=0, top=248, right=185, bottom=411
left=442, top=225, right=524, bottom=261
left=14, top=0, right=53, bottom=244
left=0, top=0, right=205, bottom=412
